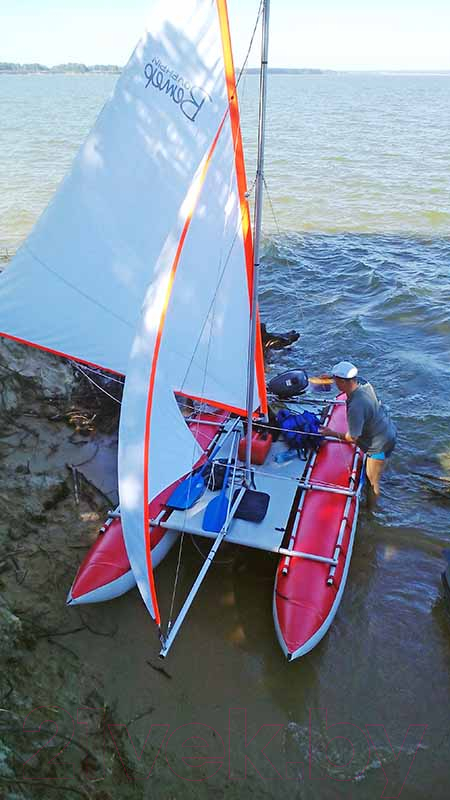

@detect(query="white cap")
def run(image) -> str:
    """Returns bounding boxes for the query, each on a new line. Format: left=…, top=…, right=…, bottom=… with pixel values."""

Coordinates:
left=331, top=361, right=358, bottom=379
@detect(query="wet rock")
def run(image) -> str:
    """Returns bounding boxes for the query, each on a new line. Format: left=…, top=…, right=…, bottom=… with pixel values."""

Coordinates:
left=0, top=338, right=75, bottom=414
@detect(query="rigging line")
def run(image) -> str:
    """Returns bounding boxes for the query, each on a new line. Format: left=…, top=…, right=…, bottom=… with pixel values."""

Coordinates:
left=23, top=243, right=133, bottom=329
left=177, top=173, right=239, bottom=491
left=252, top=421, right=336, bottom=439
left=177, top=217, right=241, bottom=399
left=231, top=1, right=263, bottom=209
left=175, top=95, right=245, bottom=394
left=235, top=0, right=264, bottom=88
left=246, top=176, right=257, bottom=198
left=261, top=174, right=307, bottom=331
left=192, top=454, right=351, bottom=488
left=70, top=361, right=122, bottom=404
left=175, top=0, right=264, bottom=410
left=177, top=65, right=256, bottom=401
left=164, top=4, right=265, bottom=573
left=159, top=118, right=248, bottom=557
left=179, top=151, right=237, bottom=449
left=181, top=401, right=227, bottom=422
left=251, top=468, right=354, bottom=491
left=73, top=363, right=125, bottom=385
left=190, top=534, right=234, bottom=565
left=263, top=176, right=282, bottom=238
left=167, top=532, right=186, bottom=633
left=178, top=43, right=255, bottom=404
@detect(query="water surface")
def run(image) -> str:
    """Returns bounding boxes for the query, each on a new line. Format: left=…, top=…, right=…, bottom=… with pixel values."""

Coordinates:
left=1, top=71, right=449, bottom=798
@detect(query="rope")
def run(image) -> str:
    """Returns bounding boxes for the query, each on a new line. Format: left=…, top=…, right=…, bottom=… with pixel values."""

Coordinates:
left=255, top=421, right=327, bottom=439
left=167, top=532, right=186, bottom=632
left=177, top=2, right=266, bottom=411
left=70, top=361, right=122, bottom=404
left=165, top=420, right=238, bottom=628
left=73, top=363, right=125, bottom=385
left=252, top=466, right=356, bottom=493
left=245, top=175, right=257, bottom=199
left=263, top=176, right=282, bottom=238
left=236, top=0, right=264, bottom=88
left=234, top=0, right=263, bottom=204
left=261, top=175, right=307, bottom=331
left=190, top=534, right=234, bottom=566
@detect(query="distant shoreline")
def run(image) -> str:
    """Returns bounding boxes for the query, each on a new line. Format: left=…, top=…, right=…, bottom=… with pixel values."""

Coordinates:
left=1, top=62, right=449, bottom=76
left=0, top=63, right=122, bottom=75
left=0, top=63, right=329, bottom=76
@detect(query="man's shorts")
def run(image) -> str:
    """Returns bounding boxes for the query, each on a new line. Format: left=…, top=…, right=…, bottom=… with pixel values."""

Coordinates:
left=368, top=444, right=395, bottom=461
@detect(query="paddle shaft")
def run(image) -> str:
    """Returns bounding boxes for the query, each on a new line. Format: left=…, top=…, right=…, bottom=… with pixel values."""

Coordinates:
left=165, top=419, right=241, bottom=509
left=196, top=419, right=241, bottom=476
left=202, top=431, right=240, bottom=532
left=160, top=433, right=242, bottom=656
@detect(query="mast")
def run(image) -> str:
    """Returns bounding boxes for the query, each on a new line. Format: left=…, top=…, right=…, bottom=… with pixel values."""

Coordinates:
left=245, top=0, right=270, bottom=482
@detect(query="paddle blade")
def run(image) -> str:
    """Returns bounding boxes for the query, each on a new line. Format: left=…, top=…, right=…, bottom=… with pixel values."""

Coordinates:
left=202, top=492, right=230, bottom=533
left=166, top=472, right=206, bottom=510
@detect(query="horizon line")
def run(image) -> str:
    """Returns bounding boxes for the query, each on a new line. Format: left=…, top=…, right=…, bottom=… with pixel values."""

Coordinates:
left=1, top=61, right=449, bottom=74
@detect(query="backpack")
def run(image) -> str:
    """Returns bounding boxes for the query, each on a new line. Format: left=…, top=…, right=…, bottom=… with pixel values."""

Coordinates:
left=276, top=408, right=322, bottom=458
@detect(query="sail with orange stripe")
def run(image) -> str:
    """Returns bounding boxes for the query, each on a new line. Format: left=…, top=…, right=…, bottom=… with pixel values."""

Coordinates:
left=117, top=0, right=266, bottom=623
left=0, top=6, right=261, bottom=388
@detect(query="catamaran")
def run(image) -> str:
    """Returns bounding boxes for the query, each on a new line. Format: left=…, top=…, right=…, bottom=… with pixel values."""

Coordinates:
left=0, top=0, right=365, bottom=660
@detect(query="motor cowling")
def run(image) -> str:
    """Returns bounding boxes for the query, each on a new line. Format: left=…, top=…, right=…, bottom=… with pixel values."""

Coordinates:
left=267, top=369, right=309, bottom=399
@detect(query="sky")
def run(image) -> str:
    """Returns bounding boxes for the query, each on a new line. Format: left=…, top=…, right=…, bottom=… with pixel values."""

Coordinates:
left=1, top=0, right=450, bottom=71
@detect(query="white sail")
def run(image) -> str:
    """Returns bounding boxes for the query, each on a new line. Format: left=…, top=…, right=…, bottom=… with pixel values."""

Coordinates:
left=0, top=0, right=261, bottom=376
left=118, top=0, right=266, bottom=623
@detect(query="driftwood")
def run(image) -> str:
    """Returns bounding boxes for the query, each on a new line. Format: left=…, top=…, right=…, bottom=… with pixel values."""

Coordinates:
left=125, top=707, right=155, bottom=726
left=412, top=470, right=450, bottom=502
left=66, top=464, right=114, bottom=508
left=412, top=470, right=450, bottom=484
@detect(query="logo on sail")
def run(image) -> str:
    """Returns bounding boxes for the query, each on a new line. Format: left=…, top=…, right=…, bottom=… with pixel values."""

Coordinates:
left=144, top=58, right=211, bottom=123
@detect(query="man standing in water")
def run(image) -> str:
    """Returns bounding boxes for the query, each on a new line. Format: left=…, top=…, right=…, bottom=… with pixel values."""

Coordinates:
left=319, top=361, right=397, bottom=505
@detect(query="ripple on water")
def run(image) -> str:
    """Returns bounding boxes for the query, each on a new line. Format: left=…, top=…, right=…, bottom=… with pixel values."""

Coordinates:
left=2, top=74, right=450, bottom=797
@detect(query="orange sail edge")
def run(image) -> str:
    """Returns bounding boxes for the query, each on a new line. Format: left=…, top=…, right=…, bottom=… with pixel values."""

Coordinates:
left=216, top=0, right=268, bottom=417
left=141, top=114, right=231, bottom=627
left=0, top=331, right=125, bottom=377
left=175, top=390, right=264, bottom=419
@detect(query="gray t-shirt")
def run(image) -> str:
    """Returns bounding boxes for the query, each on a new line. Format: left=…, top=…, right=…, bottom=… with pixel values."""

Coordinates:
left=347, top=382, right=397, bottom=455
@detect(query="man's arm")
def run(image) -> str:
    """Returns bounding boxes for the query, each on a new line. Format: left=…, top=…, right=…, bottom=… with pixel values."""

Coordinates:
left=319, top=426, right=358, bottom=443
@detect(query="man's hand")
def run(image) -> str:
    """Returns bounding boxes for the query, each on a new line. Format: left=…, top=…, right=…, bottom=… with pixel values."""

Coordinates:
left=319, top=426, right=336, bottom=437
left=319, top=427, right=357, bottom=444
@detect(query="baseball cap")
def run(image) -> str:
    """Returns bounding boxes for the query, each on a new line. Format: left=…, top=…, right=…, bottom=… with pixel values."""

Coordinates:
left=331, top=361, right=358, bottom=379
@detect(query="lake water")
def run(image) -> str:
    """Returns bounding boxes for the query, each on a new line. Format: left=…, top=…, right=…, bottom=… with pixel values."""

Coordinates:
left=1, top=71, right=450, bottom=798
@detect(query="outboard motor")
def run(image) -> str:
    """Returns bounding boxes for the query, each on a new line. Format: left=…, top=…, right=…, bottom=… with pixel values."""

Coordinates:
left=267, top=369, right=309, bottom=399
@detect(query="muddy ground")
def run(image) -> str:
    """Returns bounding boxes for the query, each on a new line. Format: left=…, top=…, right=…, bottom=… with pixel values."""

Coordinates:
left=0, top=339, right=280, bottom=800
